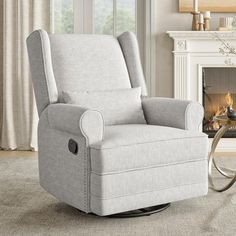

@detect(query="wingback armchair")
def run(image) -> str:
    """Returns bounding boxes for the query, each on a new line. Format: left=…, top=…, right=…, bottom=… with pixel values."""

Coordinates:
left=27, top=30, right=208, bottom=216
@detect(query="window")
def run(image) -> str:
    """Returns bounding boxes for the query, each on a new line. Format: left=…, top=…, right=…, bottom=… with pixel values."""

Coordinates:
left=52, top=0, right=74, bottom=33
left=94, top=0, right=136, bottom=36
left=52, top=0, right=136, bottom=36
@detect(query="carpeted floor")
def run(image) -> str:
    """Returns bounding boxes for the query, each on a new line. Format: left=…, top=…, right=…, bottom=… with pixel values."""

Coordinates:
left=0, top=156, right=235, bottom=236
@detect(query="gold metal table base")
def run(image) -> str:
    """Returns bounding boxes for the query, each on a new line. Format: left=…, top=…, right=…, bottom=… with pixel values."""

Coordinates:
left=209, top=122, right=236, bottom=192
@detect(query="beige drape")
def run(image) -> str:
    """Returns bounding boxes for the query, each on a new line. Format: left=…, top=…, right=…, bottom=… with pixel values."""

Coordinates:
left=1, top=0, right=50, bottom=150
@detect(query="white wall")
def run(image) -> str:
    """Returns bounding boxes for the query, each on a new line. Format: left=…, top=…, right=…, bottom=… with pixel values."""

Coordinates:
left=155, top=0, right=236, bottom=97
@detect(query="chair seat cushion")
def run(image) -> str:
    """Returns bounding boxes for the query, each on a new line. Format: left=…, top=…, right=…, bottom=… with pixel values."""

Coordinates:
left=90, top=124, right=208, bottom=174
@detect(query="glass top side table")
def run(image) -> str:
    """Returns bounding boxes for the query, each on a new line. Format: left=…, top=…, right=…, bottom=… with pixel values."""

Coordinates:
left=209, top=115, right=236, bottom=192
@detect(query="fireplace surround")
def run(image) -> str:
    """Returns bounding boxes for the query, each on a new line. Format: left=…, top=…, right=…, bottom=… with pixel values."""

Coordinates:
left=168, top=31, right=236, bottom=150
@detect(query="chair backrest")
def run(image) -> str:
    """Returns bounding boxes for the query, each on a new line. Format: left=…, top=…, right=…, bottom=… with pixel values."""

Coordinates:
left=27, top=30, right=147, bottom=115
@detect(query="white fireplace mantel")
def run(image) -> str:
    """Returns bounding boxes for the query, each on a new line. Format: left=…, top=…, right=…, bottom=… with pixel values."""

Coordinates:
left=168, top=31, right=236, bottom=40
left=168, top=31, right=236, bottom=52
left=167, top=31, right=236, bottom=151
left=167, top=31, right=236, bottom=100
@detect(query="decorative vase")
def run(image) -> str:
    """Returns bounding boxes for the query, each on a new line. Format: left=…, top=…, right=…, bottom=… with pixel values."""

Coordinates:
left=227, top=107, right=236, bottom=120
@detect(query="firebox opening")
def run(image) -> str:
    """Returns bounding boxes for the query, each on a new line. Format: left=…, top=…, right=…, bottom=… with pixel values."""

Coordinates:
left=203, top=67, right=236, bottom=138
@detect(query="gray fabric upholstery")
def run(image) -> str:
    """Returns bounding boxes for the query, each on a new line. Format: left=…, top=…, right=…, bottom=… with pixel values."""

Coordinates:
left=90, top=124, right=208, bottom=174
left=62, top=87, right=146, bottom=125
left=142, top=97, right=204, bottom=131
left=46, top=104, right=104, bottom=145
left=89, top=124, right=208, bottom=215
left=27, top=29, right=208, bottom=216
left=49, top=34, right=131, bottom=100
left=91, top=161, right=207, bottom=200
left=38, top=111, right=90, bottom=212
left=27, top=30, right=58, bottom=115
left=91, top=180, right=208, bottom=216
left=118, top=32, right=147, bottom=96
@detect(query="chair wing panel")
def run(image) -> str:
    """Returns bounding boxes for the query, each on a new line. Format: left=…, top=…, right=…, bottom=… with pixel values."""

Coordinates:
left=118, top=32, right=147, bottom=96
left=27, top=30, right=58, bottom=115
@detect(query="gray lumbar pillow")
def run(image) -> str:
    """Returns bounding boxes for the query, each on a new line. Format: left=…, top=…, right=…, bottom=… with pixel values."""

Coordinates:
left=62, top=87, right=147, bottom=125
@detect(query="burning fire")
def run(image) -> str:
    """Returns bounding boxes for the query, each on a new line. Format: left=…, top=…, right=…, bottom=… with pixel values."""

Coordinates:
left=225, top=91, right=233, bottom=108
left=214, top=92, right=233, bottom=116
left=205, top=92, right=234, bottom=131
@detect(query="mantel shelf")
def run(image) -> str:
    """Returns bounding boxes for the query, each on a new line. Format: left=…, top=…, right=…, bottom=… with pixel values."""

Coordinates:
left=167, top=31, right=236, bottom=40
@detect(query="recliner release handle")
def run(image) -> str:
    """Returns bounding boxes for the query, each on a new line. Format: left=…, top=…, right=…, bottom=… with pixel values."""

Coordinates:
left=68, top=139, right=78, bottom=155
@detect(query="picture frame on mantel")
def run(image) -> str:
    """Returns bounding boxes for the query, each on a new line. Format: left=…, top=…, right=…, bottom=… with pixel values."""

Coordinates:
left=179, top=0, right=236, bottom=12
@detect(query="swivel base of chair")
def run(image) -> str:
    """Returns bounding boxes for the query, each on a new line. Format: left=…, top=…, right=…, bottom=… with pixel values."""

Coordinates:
left=107, top=203, right=171, bottom=218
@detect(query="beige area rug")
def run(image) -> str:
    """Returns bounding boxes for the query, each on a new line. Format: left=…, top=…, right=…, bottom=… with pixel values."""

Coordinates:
left=0, top=156, right=235, bottom=236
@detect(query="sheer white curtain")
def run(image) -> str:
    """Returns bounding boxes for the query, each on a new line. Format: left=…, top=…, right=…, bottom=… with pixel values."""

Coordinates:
left=1, top=0, right=51, bottom=150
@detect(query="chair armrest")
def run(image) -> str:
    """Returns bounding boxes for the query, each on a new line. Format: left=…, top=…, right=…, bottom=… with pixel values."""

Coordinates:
left=46, top=104, right=104, bottom=145
left=142, top=97, right=204, bottom=131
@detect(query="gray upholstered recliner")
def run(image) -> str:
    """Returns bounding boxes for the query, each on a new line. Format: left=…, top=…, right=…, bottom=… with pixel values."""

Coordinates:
left=27, top=30, right=208, bottom=216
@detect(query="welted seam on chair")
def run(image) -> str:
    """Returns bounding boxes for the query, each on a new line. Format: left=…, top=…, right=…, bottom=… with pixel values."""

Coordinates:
left=90, top=158, right=207, bottom=176
left=79, top=110, right=105, bottom=143
left=90, top=135, right=206, bottom=150
left=90, top=182, right=207, bottom=200
left=84, top=144, right=89, bottom=212
left=38, top=30, right=52, bottom=104
left=185, top=102, right=191, bottom=130
left=185, top=102, right=203, bottom=130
